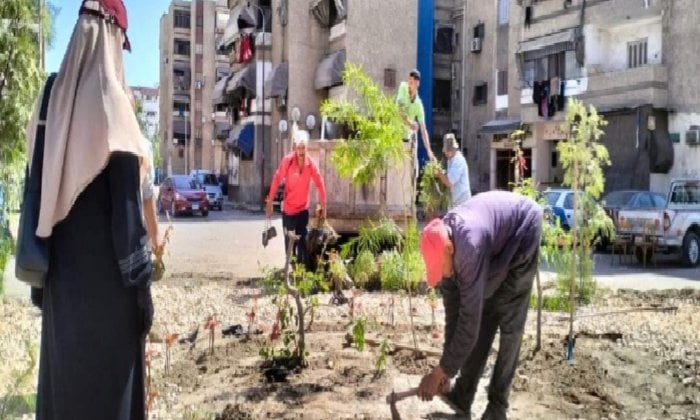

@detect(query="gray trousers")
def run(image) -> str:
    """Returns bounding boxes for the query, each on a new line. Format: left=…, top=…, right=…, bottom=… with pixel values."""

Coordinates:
left=442, top=254, right=537, bottom=420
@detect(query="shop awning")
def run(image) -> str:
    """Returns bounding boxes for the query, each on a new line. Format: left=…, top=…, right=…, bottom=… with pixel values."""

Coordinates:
left=480, top=118, right=521, bottom=134
left=314, top=49, right=346, bottom=90
left=226, top=63, right=256, bottom=94
left=212, top=75, right=231, bottom=104
left=227, top=122, right=255, bottom=157
left=265, top=61, right=288, bottom=98
left=518, top=28, right=576, bottom=61
left=222, top=5, right=258, bottom=48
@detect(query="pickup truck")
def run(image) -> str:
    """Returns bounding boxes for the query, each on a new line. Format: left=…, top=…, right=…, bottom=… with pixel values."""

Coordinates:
left=617, top=179, right=700, bottom=266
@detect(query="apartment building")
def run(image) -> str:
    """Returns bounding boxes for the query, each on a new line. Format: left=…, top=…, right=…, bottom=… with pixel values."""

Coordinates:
left=217, top=0, right=417, bottom=207
left=420, top=0, right=514, bottom=193
left=506, top=0, right=699, bottom=194
left=131, top=86, right=160, bottom=139
left=159, top=0, right=230, bottom=177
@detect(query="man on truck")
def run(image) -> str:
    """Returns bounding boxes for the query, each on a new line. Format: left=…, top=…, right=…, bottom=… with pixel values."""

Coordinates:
left=266, top=131, right=327, bottom=267
left=417, top=191, right=542, bottom=419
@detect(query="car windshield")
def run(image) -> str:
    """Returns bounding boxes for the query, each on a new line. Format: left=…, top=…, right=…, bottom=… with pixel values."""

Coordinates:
left=173, top=177, right=200, bottom=190
left=604, top=191, right=635, bottom=207
left=196, top=174, right=218, bottom=185
left=544, top=191, right=560, bottom=207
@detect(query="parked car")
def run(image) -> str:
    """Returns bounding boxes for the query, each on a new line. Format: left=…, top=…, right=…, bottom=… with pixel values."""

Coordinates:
left=543, top=188, right=576, bottom=230
left=602, top=190, right=666, bottom=228
left=158, top=175, right=210, bottom=217
left=617, top=179, right=700, bottom=266
left=190, top=169, right=224, bottom=211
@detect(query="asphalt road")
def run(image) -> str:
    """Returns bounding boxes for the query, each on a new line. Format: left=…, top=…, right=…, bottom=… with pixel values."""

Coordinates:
left=3, top=208, right=699, bottom=299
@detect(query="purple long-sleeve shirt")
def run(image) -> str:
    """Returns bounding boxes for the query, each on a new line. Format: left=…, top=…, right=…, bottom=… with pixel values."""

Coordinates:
left=439, top=191, right=542, bottom=377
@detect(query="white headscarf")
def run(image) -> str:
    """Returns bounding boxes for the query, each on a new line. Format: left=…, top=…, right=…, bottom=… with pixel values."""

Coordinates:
left=26, top=3, right=148, bottom=238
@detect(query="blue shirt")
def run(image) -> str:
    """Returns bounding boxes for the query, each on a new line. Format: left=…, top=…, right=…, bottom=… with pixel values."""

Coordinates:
left=446, top=152, right=471, bottom=206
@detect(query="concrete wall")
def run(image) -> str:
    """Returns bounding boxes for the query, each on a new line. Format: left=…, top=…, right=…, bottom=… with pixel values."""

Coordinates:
left=666, top=0, right=700, bottom=114
left=462, top=0, right=499, bottom=192
left=651, top=113, right=700, bottom=193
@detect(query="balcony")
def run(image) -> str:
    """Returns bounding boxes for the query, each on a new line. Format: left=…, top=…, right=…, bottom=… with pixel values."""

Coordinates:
left=579, top=64, right=668, bottom=110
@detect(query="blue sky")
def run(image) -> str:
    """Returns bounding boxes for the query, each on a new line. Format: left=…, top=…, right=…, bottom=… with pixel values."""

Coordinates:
left=47, top=0, right=173, bottom=87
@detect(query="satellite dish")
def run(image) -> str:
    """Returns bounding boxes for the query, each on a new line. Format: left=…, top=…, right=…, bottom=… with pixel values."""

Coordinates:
left=306, top=114, right=316, bottom=130
left=278, top=119, right=288, bottom=133
left=291, top=106, right=301, bottom=122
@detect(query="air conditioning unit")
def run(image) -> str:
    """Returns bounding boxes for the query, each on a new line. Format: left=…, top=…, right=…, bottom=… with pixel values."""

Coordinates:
left=471, top=37, right=482, bottom=53
left=686, top=129, right=700, bottom=146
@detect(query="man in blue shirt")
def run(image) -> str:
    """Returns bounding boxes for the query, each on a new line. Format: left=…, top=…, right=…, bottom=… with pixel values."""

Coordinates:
left=436, top=133, right=471, bottom=207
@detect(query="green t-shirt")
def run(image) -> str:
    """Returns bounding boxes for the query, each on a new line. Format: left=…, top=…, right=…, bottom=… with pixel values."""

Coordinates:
left=396, top=82, right=425, bottom=138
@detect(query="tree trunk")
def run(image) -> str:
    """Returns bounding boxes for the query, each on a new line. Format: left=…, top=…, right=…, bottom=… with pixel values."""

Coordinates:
left=535, top=270, right=542, bottom=353
left=284, top=232, right=306, bottom=367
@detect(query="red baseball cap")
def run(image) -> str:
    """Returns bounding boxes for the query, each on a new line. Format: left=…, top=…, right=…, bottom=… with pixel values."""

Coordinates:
left=420, top=218, right=449, bottom=288
left=80, top=0, right=131, bottom=51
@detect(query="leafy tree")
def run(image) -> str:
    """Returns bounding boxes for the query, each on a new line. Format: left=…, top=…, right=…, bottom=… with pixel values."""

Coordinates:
left=0, top=0, right=54, bottom=276
left=319, top=63, right=407, bottom=186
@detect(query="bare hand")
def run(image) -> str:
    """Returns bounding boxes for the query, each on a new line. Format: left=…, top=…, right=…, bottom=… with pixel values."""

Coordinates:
left=418, top=365, right=447, bottom=401
left=265, top=199, right=273, bottom=219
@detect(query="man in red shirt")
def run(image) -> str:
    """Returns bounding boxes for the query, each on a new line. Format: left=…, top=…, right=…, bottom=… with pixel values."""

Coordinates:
left=266, top=132, right=327, bottom=267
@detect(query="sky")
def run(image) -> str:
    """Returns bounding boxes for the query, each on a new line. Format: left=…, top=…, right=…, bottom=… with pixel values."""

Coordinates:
left=46, top=0, right=173, bottom=87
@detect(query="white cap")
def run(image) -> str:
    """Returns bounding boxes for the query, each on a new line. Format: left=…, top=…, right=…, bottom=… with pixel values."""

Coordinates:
left=293, top=129, right=310, bottom=146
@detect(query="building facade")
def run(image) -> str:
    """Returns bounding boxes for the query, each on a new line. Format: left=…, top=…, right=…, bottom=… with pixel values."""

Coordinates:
left=159, top=0, right=230, bottom=177
left=131, top=86, right=160, bottom=139
left=217, top=0, right=418, bottom=207
left=506, top=0, right=700, bottom=194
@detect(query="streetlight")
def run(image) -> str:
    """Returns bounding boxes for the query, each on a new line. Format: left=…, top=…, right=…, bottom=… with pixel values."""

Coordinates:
left=248, top=1, right=267, bottom=208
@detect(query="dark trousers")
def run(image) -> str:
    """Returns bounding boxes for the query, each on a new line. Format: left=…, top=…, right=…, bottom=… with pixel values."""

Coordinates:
left=444, top=254, right=537, bottom=420
left=282, top=209, right=309, bottom=266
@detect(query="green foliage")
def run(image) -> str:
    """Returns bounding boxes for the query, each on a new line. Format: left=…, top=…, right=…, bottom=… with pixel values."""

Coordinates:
left=339, top=218, right=402, bottom=259
left=418, top=161, right=451, bottom=214
left=320, top=62, right=408, bottom=185
left=0, top=0, right=54, bottom=207
left=151, top=130, right=162, bottom=168
left=352, top=317, right=367, bottom=352
left=348, top=249, right=377, bottom=288
left=375, top=337, right=389, bottom=375
left=0, top=339, right=37, bottom=418
left=292, top=263, right=328, bottom=297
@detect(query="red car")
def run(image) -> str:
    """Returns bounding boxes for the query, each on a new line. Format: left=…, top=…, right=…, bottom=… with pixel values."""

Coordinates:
left=158, top=175, right=210, bottom=217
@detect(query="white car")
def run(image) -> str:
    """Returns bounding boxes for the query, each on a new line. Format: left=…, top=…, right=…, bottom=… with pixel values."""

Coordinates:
left=543, top=188, right=575, bottom=230
left=190, top=169, right=224, bottom=211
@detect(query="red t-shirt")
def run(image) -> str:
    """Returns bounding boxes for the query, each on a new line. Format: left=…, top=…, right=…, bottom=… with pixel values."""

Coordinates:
left=268, top=153, right=327, bottom=216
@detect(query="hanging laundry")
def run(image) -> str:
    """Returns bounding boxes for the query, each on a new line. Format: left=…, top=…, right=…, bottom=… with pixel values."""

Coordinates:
left=557, top=80, right=566, bottom=110
left=239, top=34, right=253, bottom=63
left=532, top=81, right=545, bottom=104
left=547, top=96, right=556, bottom=117
left=549, top=76, right=560, bottom=100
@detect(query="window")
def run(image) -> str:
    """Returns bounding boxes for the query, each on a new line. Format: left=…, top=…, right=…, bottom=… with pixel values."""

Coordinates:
left=497, top=70, right=508, bottom=95
left=628, top=39, right=648, bottom=68
left=636, top=193, right=653, bottom=208
left=473, top=23, right=485, bottom=40
left=174, top=10, right=190, bottom=28
left=174, top=39, right=190, bottom=56
left=384, top=68, right=396, bottom=89
left=173, top=102, right=189, bottom=113
left=523, top=51, right=566, bottom=84
left=146, top=111, right=156, bottom=117
left=433, top=79, right=452, bottom=112
left=434, top=26, right=455, bottom=54
left=473, top=82, right=488, bottom=106
left=564, top=193, right=574, bottom=210
left=498, top=0, right=510, bottom=25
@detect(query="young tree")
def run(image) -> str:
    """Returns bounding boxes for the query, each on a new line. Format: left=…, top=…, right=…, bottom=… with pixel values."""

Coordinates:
left=558, top=99, right=614, bottom=359
left=0, top=0, right=54, bottom=275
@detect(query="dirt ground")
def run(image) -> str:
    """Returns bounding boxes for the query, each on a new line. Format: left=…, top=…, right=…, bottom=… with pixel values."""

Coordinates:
left=144, top=278, right=700, bottom=420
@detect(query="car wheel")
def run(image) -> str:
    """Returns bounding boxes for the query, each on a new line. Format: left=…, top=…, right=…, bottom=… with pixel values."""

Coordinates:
left=681, top=231, right=700, bottom=267
left=202, top=210, right=209, bottom=217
